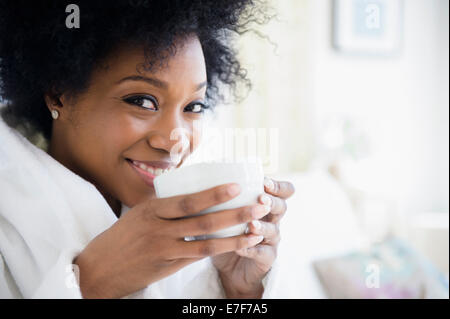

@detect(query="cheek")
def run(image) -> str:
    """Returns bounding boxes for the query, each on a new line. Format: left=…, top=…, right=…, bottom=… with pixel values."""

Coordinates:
left=93, top=117, right=128, bottom=157
left=73, top=106, right=140, bottom=170
left=105, top=117, right=143, bottom=153
left=79, top=112, right=152, bottom=201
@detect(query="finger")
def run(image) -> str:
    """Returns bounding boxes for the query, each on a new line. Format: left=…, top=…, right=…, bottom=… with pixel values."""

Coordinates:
left=171, top=204, right=271, bottom=237
left=264, top=177, right=295, bottom=199
left=263, top=213, right=285, bottom=224
left=259, top=193, right=287, bottom=223
left=174, top=234, right=264, bottom=258
left=152, top=183, right=241, bottom=219
left=235, top=244, right=276, bottom=268
left=259, top=193, right=287, bottom=216
left=247, top=220, right=280, bottom=246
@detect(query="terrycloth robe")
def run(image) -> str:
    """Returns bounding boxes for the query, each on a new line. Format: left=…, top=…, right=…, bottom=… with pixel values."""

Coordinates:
left=0, top=112, right=279, bottom=298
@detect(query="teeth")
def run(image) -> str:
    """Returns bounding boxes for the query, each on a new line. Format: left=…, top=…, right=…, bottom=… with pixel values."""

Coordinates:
left=132, top=160, right=171, bottom=176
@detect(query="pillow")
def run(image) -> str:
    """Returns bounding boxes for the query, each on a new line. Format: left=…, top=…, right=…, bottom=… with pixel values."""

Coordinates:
left=313, top=237, right=450, bottom=299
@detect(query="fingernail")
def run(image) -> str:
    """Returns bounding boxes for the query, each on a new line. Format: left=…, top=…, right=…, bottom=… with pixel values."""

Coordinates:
left=264, top=177, right=274, bottom=191
left=260, top=194, right=272, bottom=206
left=264, top=205, right=271, bottom=214
left=227, top=183, right=241, bottom=196
left=249, top=235, right=264, bottom=245
left=251, top=220, right=261, bottom=230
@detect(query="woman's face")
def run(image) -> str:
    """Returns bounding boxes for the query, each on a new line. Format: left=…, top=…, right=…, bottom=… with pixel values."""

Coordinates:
left=46, top=36, right=207, bottom=213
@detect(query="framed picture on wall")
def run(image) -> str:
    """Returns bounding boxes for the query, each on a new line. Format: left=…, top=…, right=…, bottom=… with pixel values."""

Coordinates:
left=333, top=0, right=403, bottom=55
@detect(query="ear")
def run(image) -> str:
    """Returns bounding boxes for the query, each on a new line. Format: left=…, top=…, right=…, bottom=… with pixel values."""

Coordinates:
left=44, top=89, right=63, bottom=112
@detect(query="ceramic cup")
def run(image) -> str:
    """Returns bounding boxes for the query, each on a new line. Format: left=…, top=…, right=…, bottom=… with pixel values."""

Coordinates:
left=153, top=160, right=264, bottom=240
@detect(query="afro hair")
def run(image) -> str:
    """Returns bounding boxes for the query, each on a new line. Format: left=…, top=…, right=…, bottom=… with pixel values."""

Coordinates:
left=0, top=0, right=272, bottom=141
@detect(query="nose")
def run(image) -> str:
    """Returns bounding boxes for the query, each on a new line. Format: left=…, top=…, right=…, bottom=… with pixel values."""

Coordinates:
left=146, top=110, right=191, bottom=160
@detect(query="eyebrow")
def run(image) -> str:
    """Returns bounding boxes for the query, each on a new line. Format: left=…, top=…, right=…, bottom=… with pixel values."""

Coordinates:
left=116, top=75, right=207, bottom=91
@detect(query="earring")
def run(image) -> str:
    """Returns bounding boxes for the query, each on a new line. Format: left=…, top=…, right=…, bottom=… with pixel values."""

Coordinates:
left=51, top=109, right=59, bottom=120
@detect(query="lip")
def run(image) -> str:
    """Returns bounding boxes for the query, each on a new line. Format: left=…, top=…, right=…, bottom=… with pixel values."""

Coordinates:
left=126, top=159, right=157, bottom=188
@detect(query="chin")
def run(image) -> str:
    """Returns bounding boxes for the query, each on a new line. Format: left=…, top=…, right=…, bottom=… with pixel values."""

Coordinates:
left=125, top=188, right=157, bottom=208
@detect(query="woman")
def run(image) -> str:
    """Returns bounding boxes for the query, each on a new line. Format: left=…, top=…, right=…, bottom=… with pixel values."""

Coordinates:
left=0, top=0, right=294, bottom=298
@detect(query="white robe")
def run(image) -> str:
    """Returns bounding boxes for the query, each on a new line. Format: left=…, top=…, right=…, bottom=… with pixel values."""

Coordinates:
left=0, top=113, right=280, bottom=299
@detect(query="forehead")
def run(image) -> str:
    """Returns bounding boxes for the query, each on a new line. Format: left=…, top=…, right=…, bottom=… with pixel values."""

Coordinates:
left=95, top=36, right=207, bottom=87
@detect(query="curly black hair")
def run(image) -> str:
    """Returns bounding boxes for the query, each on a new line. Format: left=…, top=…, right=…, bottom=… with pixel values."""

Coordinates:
left=0, top=0, right=272, bottom=141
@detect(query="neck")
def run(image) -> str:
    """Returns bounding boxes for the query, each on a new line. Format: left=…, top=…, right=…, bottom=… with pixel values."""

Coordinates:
left=100, top=191, right=122, bottom=218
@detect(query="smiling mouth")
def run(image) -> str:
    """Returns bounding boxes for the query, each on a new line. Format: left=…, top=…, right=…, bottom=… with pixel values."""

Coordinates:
left=125, top=158, right=175, bottom=188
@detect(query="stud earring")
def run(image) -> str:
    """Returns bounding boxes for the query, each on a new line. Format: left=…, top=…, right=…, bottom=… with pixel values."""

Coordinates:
left=51, top=109, right=59, bottom=120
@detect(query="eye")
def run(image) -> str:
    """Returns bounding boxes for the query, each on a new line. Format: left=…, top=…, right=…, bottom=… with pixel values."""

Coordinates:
left=184, top=101, right=209, bottom=114
left=123, top=95, right=158, bottom=110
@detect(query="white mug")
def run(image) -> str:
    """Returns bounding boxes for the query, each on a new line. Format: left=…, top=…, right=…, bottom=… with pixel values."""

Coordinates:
left=153, top=160, right=264, bottom=240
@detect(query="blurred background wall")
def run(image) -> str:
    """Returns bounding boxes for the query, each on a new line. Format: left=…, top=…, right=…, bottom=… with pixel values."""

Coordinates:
left=203, top=0, right=449, bottom=279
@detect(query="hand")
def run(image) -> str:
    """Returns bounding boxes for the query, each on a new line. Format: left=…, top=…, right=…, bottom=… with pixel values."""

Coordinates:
left=212, top=177, right=295, bottom=298
left=73, top=183, right=269, bottom=298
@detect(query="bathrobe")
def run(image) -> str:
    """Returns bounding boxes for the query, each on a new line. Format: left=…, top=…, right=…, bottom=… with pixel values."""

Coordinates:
left=0, top=112, right=280, bottom=298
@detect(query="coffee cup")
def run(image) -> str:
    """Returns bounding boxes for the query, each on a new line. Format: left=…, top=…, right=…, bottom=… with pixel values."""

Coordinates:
left=153, top=160, right=264, bottom=240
